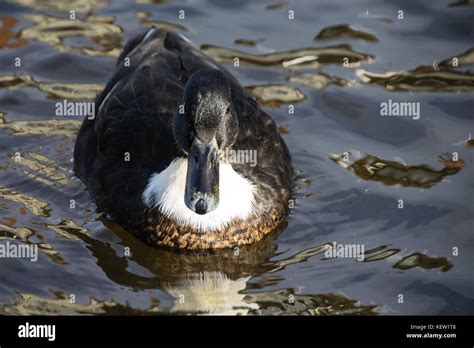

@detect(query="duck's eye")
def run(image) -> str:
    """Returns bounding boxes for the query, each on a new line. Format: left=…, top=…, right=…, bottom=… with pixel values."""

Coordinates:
left=225, top=105, right=231, bottom=116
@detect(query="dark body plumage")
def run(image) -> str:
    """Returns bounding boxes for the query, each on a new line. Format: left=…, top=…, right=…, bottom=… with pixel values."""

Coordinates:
left=74, top=29, right=293, bottom=250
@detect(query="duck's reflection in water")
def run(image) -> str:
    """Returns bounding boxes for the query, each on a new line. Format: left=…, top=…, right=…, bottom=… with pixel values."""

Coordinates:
left=75, top=218, right=280, bottom=314
left=63, top=218, right=376, bottom=315
left=165, top=272, right=258, bottom=315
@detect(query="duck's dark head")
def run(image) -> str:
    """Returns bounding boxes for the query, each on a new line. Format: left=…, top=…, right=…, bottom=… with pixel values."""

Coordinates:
left=173, top=69, right=239, bottom=215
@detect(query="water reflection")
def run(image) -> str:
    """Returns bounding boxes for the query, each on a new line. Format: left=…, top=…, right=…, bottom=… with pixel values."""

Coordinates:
left=288, top=72, right=349, bottom=90
left=0, top=112, right=81, bottom=137
left=245, top=84, right=306, bottom=107
left=0, top=186, right=49, bottom=216
left=0, top=211, right=456, bottom=315
left=166, top=272, right=257, bottom=315
left=35, top=219, right=91, bottom=241
left=10, top=151, right=69, bottom=186
left=1, top=291, right=126, bottom=315
left=331, top=152, right=464, bottom=188
left=356, top=66, right=474, bottom=92
left=394, top=253, right=453, bottom=272
left=136, top=11, right=187, bottom=32
left=20, top=14, right=122, bottom=58
left=0, top=223, right=65, bottom=264
left=201, top=44, right=374, bottom=69
left=86, top=218, right=283, bottom=287
left=315, top=24, right=379, bottom=43
left=363, top=248, right=400, bottom=262
left=0, top=119, right=81, bottom=137
left=0, top=16, right=28, bottom=49
left=36, top=218, right=375, bottom=315
left=12, top=0, right=109, bottom=13
left=0, top=74, right=103, bottom=100
left=245, top=289, right=376, bottom=315
left=0, top=282, right=378, bottom=316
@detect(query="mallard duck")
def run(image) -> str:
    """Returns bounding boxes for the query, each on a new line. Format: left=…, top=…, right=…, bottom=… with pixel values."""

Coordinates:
left=74, top=28, right=293, bottom=250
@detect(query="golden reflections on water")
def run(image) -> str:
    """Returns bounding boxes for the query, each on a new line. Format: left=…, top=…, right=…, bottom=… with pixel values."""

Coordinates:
left=34, top=220, right=91, bottom=241
left=201, top=44, right=374, bottom=69
left=288, top=72, right=349, bottom=90
left=394, top=253, right=453, bottom=272
left=0, top=119, right=81, bottom=137
left=363, top=248, right=400, bottom=262
left=331, top=152, right=464, bottom=188
left=315, top=24, right=379, bottom=43
left=0, top=115, right=81, bottom=137
left=0, top=286, right=377, bottom=315
left=363, top=246, right=453, bottom=272
left=39, top=82, right=103, bottom=100
left=11, top=0, right=109, bottom=13
left=356, top=66, right=474, bottom=92
left=0, top=74, right=103, bottom=99
left=136, top=11, right=187, bottom=32
left=1, top=291, right=120, bottom=315
left=0, top=224, right=65, bottom=264
left=20, top=14, right=122, bottom=58
left=265, top=243, right=332, bottom=273
left=0, top=187, right=49, bottom=216
left=245, top=289, right=376, bottom=315
left=246, top=84, right=306, bottom=107
left=11, top=151, right=69, bottom=186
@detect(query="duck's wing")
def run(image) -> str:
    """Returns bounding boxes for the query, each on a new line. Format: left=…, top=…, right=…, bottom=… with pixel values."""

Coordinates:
left=74, top=29, right=183, bottom=214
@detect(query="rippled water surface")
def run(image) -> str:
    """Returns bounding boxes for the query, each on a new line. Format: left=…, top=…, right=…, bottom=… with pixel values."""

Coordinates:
left=0, top=0, right=473, bottom=315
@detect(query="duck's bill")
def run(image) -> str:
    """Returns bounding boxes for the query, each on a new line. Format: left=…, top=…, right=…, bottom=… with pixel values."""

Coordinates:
left=184, top=138, right=219, bottom=215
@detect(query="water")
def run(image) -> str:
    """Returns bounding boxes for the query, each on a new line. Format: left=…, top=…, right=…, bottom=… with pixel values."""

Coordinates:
left=0, top=0, right=473, bottom=315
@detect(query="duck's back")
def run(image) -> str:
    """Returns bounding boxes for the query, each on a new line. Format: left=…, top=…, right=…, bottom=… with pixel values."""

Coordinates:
left=74, top=28, right=292, bottom=247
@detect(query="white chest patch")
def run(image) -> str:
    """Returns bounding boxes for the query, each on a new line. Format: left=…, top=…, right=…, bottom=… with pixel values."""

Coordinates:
left=142, top=158, right=255, bottom=231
